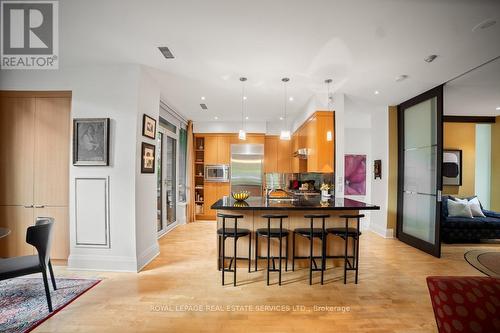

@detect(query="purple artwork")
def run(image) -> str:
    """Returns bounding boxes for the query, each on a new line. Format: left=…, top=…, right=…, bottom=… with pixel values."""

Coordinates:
left=344, top=154, right=366, bottom=195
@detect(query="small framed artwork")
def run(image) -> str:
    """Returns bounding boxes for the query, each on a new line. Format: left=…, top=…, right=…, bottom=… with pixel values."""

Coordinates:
left=141, top=142, right=156, bottom=173
left=73, top=118, right=110, bottom=166
left=142, top=114, right=157, bottom=139
left=374, top=159, right=382, bottom=179
left=443, top=149, right=462, bottom=186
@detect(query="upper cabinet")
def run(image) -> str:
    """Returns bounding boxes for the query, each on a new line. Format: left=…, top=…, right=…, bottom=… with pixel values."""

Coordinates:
left=204, top=135, right=232, bottom=165
left=293, top=111, right=335, bottom=173
left=264, top=136, right=278, bottom=173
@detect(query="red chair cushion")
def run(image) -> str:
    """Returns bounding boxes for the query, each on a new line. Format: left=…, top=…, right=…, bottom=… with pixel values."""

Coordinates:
left=426, top=276, right=500, bottom=333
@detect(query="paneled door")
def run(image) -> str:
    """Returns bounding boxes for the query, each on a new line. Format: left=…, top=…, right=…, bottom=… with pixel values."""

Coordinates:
left=397, top=85, right=443, bottom=257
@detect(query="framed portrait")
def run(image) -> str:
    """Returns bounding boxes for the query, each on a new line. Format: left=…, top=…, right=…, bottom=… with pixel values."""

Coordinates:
left=443, top=149, right=462, bottom=186
left=142, top=114, right=157, bottom=139
left=73, top=118, right=110, bottom=166
left=141, top=142, right=156, bottom=173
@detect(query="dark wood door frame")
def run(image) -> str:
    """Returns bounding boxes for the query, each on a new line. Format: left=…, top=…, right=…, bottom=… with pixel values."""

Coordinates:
left=396, top=84, right=443, bottom=258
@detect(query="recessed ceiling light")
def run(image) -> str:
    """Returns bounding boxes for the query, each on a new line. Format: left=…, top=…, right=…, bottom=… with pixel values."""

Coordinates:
left=158, top=46, right=174, bottom=59
left=396, top=75, right=409, bottom=82
left=214, top=116, right=218, bottom=120
left=424, top=54, right=438, bottom=63
left=374, top=90, right=380, bottom=95
left=289, top=97, right=294, bottom=101
left=243, top=96, right=247, bottom=100
left=245, top=116, right=249, bottom=120
left=496, top=106, right=500, bottom=111
left=279, top=116, right=284, bottom=120
left=472, top=18, right=497, bottom=32
left=201, top=96, right=206, bottom=100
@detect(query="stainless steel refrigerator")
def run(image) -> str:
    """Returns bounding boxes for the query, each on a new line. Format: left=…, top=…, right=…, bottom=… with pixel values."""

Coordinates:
left=230, top=144, right=263, bottom=197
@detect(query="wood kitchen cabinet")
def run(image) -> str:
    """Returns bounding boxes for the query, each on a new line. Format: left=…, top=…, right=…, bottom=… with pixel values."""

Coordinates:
left=264, top=135, right=292, bottom=173
left=204, top=136, right=218, bottom=165
left=264, top=136, right=278, bottom=173
left=277, top=139, right=292, bottom=173
left=0, top=92, right=71, bottom=259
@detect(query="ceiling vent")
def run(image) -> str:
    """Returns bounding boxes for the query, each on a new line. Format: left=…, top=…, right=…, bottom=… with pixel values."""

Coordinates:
left=158, top=46, right=174, bottom=59
left=200, top=103, right=208, bottom=110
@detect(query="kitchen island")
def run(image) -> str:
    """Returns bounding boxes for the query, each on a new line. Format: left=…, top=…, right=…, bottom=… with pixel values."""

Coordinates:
left=211, top=196, right=380, bottom=268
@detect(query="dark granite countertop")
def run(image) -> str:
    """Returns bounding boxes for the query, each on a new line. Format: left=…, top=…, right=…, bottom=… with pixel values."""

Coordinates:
left=211, top=196, right=380, bottom=211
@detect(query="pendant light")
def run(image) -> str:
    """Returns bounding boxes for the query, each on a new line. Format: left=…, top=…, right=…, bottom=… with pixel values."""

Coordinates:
left=280, top=77, right=291, bottom=140
left=239, top=77, right=247, bottom=140
left=325, top=78, right=333, bottom=142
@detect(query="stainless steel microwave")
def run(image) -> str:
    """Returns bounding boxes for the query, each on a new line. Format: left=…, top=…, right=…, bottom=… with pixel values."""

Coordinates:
left=205, top=164, right=230, bottom=182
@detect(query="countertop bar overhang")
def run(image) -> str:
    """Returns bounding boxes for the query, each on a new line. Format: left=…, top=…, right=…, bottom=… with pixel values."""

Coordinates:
left=211, top=196, right=380, bottom=211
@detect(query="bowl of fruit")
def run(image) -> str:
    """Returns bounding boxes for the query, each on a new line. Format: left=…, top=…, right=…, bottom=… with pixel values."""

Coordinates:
left=231, top=191, right=250, bottom=202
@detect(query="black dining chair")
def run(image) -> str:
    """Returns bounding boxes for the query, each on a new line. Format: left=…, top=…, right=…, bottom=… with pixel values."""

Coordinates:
left=0, top=217, right=57, bottom=312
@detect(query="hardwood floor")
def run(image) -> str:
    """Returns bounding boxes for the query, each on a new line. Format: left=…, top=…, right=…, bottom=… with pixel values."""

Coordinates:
left=37, top=222, right=497, bottom=333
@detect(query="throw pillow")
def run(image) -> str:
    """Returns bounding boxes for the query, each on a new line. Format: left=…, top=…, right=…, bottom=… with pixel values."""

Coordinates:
left=468, top=197, right=486, bottom=217
left=447, top=199, right=473, bottom=218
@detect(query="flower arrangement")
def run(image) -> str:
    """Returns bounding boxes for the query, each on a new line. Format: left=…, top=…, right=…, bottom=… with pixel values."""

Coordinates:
left=320, top=183, right=330, bottom=191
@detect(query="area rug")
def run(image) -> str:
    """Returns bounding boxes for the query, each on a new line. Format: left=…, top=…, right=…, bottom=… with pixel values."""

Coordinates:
left=0, top=277, right=101, bottom=333
left=464, top=250, right=500, bottom=277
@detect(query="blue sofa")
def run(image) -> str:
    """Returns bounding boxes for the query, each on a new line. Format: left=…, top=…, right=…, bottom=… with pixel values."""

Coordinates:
left=441, top=196, right=500, bottom=243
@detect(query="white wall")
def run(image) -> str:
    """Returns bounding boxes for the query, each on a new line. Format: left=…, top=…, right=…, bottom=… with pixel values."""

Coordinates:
left=135, top=69, right=161, bottom=271
left=0, top=64, right=161, bottom=271
left=342, top=96, right=390, bottom=236
left=475, top=124, right=491, bottom=209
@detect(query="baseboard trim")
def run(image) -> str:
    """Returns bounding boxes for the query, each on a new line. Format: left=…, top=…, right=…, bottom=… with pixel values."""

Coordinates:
left=137, top=242, right=160, bottom=272
left=370, top=224, right=394, bottom=238
left=68, top=254, right=137, bottom=272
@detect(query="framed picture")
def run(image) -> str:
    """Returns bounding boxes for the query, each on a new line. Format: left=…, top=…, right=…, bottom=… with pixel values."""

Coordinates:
left=141, top=142, right=156, bottom=173
left=142, top=114, right=156, bottom=139
left=344, top=154, right=366, bottom=195
left=374, top=159, right=382, bottom=179
left=443, top=149, right=462, bottom=186
left=73, top=118, right=110, bottom=166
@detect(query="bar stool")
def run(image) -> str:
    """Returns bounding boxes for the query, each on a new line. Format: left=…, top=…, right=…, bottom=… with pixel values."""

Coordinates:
left=255, top=214, right=289, bottom=286
left=326, top=214, right=364, bottom=284
left=217, top=213, right=251, bottom=286
left=292, top=214, right=330, bottom=285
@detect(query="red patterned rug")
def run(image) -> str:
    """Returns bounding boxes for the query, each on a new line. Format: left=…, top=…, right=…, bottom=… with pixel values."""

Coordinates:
left=0, top=277, right=101, bottom=333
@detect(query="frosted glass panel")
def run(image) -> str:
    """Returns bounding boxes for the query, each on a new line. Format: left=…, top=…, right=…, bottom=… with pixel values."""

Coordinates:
left=404, top=146, right=437, bottom=195
left=401, top=95, right=438, bottom=247
left=402, top=192, right=436, bottom=244
left=404, top=98, right=437, bottom=149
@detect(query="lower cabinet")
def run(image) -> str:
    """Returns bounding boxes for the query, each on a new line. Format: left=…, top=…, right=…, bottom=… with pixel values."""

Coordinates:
left=0, top=206, right=35, bottom=257
left=0, top=205, right=69, bottom=259
left=204, top=182, right=230, bottom=220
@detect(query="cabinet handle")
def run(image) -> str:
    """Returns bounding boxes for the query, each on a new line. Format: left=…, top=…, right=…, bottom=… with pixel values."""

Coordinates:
left=24, top=205, right=34, bottom=208
left=34, top=205, right=45, bottom=208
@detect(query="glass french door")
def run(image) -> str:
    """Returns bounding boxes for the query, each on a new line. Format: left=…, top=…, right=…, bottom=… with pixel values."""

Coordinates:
left=157, top=126, right=178, bottom=236
left=397, top=85, right=443, bottom=257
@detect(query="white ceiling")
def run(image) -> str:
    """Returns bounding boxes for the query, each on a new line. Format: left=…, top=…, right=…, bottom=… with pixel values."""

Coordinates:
left=60, top=0, right=500, bottom=122
left=445, top=57, right=500, bottom=116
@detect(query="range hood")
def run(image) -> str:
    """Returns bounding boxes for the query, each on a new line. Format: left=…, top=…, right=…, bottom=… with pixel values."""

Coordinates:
left=293, top=148, right=309, bottom=159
